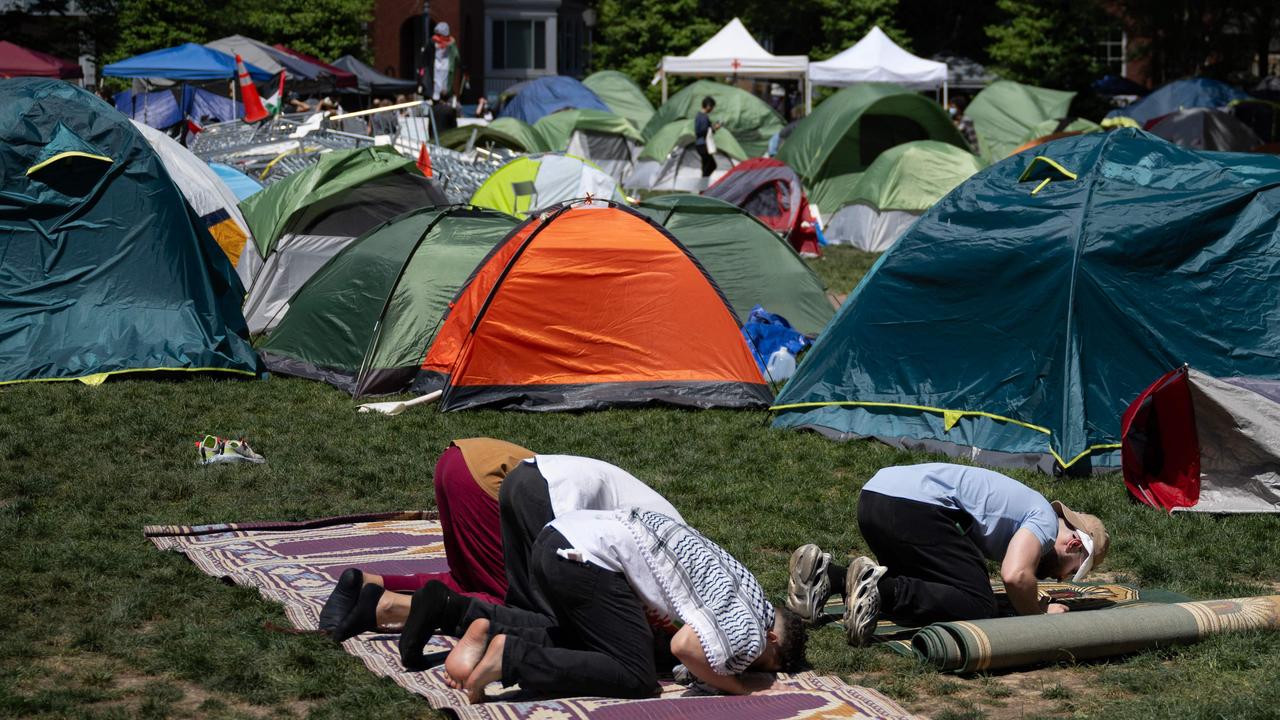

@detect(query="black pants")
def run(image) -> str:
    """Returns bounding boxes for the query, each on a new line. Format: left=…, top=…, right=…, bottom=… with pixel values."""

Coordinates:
left=499, top=462, right=555, bottom=613
left=857, top=490, right=998, bottom=625
left=468, top=527, right=661, bottom=699
left=695, top=143, right=715, bottom=177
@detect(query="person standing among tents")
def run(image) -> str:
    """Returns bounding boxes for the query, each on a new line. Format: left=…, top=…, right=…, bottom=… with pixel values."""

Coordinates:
left=694, top=96, right=722, bottom=179
left=786, top=463, right=1109, bottom=646
left=432, top=22, right=461, bottom=102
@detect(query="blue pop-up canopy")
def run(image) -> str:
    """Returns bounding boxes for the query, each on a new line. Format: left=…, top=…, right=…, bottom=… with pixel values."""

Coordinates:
left=103, top=42, right=272, bottom=81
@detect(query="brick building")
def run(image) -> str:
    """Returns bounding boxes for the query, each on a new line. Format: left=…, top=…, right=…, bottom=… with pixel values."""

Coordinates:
left=373, top=0, right=590, bottom=102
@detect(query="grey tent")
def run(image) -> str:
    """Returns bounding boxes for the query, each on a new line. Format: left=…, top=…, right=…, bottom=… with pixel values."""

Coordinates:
left=331, top=55, right=416, bottom=95
left=1148, top=107, right=1262, bottom=152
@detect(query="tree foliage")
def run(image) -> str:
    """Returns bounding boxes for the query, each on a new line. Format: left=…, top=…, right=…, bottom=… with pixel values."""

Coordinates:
left=1114, top=0, right=1278, bottom=85
left=984, top=0, right=1109, bottom=91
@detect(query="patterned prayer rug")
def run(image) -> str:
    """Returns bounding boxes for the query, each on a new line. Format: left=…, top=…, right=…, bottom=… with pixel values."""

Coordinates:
left=820, top=579, right=1191, bottom=656
left=146, top=512, right=918, bottom=720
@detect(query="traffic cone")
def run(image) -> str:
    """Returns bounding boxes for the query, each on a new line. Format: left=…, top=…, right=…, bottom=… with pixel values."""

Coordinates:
left=416, top=142, right=433, bottom=177
left=235, top=54, right=269, bottom=123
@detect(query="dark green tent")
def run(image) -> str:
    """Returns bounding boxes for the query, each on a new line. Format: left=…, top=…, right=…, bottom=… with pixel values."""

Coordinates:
left=238, top=146, right=447, bottom=334
left=773, top=129, right=1280, bottom=473
left=776, top=82, right=968, bottom=217
left=439, top=117, right=543, bottom=153
left=638, top=194, right=834, bottom=335
left=0, top=78, right=261, bottom=385
left=258, top=206, right=517, bottom=397
left=643, top=79, right=783, bottom=157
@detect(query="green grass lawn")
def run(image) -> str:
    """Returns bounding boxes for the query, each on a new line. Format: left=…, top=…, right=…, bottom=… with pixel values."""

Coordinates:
left=3, top=247, right=1280, bottom=719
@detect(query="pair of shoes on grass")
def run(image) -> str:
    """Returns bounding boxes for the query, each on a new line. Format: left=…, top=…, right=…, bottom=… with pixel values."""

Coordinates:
left=785, top=544, right=887, bottom=647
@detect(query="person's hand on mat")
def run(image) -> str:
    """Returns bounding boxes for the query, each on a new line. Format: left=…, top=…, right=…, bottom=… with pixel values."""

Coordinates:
left=1046, top=603, right=1070, bottom=614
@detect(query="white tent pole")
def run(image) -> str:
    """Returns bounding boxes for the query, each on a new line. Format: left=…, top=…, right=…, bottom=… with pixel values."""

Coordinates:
left=805, top=75, right=812, bottom=115
left=661, top=71, right=667, bottom=102
left=943, top=80, right=948, bottom=108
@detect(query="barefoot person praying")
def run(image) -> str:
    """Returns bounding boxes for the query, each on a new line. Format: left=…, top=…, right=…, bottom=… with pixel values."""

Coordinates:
left=410, top=508, right=807, bottom=702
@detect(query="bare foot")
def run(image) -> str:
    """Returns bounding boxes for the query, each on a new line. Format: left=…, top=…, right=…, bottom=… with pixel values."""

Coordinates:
left=445, top=618, right=489, bottom=689
left=375, top=592, right=411, bottom=631
left=465, top=633, right=506, bottom=704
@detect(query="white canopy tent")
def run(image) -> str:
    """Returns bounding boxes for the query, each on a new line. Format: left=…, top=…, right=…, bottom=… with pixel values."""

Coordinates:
left=657, top=18, right=811, bottom=113
left=809, top=26, right=948, bottom=104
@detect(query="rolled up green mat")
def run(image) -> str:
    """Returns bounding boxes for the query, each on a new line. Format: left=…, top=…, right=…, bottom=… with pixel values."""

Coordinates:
left=911, top=595, right=1280, bottom=673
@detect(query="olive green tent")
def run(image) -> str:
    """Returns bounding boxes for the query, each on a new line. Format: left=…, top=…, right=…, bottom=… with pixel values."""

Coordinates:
left=259, top=206, right=518, bottom=397
left=625, top=119, right=746, bottom=192
left=470, top=153, right=625, bottom=218
left=238, top=146, right=446, bottom=334
left=776, top=83, right=968, bottom=218
left=439, top=117, right=543, bottom=153
left=0, top=78, right=261, bottom=385
left=642, top=79, right=783, bottom=157
left=533, top=109, right=643, bottom=178
left=966, top=80, right=1076, bottom=162
left=582, top=70, right=655, bottom=131
left=638, top=194, right=834, bottom=335
left=824, top=141, right=986, bottom=251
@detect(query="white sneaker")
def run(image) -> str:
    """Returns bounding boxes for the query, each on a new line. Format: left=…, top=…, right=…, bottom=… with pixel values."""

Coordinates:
left=843, top=556, right=888, bottom=647
left=786, top=544, right=833, bottom=623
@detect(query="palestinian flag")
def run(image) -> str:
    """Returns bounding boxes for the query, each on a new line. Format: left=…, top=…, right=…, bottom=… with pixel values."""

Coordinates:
left=263, top=74, right=286, bottom=115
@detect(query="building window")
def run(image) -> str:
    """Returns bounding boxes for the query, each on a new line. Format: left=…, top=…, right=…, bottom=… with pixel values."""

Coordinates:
left=1099, top=29, right=1125, bottom=76
left=492, top=19, right=546, bottom=70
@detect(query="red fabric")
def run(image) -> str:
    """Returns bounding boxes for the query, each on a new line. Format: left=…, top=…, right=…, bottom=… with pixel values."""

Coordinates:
left=235, top=54, right=269, bottom=123
left=1121, top=366, right=1201, bottom=512
left=271, top=44, right=358, bottom=88
left=416, top=142, right=433, bottom=177
left=380, top=446, right=506, bottom=603
left=0, top=41, right=82, bottom=79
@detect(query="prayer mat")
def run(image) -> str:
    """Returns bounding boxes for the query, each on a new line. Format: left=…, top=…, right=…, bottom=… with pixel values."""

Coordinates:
left=821, top=580, right=1191, bottom=657
left=146, top=512, right=919, bottom=720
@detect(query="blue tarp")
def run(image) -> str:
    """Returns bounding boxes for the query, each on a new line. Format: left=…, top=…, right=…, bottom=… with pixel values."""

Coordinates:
left=114, top=86, right=244, bottom=129
left=499, top=76, right=609, bottom=124
left=1106, top=77, right=1249, bottom=126
left=114, top=89, right=182, bottom=129
left=210, top=163, right=263, bottom=200
left=103, top=42, right=272, bottom=81
left=742, top=305, right=810, bottom=374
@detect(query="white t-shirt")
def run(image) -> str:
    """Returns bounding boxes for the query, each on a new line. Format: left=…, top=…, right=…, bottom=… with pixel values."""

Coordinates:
left=532, top=455, right=684, bottom=523
left=548, top=509, right=679, bottom=633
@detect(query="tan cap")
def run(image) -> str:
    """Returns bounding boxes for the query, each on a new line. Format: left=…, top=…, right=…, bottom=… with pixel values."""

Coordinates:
left=1051, top=501, right=1109, bottom=580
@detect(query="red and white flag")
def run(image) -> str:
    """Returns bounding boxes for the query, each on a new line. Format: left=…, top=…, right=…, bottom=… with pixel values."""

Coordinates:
left=235, top=54, right=269, bottom=123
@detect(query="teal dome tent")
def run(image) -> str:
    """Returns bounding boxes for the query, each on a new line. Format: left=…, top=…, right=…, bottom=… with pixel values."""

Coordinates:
left=0, top=79, right=261, bottom=385
left=773, top=129, right=1280, bottom=473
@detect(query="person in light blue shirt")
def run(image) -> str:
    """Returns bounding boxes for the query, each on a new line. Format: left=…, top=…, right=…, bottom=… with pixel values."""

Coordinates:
left=785, top=463, right=1110, bottom=647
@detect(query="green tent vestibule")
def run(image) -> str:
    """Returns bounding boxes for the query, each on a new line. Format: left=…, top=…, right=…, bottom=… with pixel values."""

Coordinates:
left=258, top=206, right=519, bottom=398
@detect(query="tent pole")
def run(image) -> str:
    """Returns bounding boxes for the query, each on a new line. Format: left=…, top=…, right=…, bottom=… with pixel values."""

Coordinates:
left=230, top=77, right=237, bottom=118
left=661, top=72, right=667, bottom=102
left=943, top=80, right=948, bottom=109
left=805, top=75, right=812, bottom=115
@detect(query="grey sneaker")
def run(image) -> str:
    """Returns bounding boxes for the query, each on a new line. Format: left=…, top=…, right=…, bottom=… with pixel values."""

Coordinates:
left=843, top=556, right=888, bottom=647
left=786, top=544, right=833, bottom=623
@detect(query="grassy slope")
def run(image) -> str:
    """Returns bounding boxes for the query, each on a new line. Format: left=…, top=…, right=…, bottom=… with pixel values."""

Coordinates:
left=2, top=247, right=1279, bottom=719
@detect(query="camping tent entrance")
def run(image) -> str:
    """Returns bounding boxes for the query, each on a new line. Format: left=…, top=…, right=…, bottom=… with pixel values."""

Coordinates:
left=625, top=142, right=736, bottom=192
left=565, top=130, right=637, bottom=179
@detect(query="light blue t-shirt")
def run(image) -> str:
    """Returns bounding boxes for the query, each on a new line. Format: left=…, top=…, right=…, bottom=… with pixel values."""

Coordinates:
left=863, top=463, right=1059, bottom=561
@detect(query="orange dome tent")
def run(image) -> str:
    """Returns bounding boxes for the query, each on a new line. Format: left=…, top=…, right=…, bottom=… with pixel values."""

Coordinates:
left=417, top=201, right=772, bottom=411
